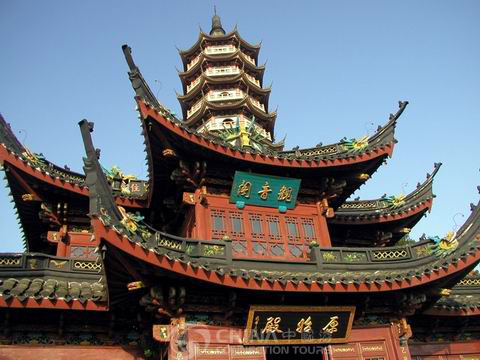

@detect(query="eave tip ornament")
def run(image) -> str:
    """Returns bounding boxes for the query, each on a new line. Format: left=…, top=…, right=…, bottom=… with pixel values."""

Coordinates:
left=428, top=231, right=458, bottom=257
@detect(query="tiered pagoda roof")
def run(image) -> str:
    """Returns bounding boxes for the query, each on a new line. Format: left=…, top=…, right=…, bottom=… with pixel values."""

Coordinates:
left=175, top=15, right=279, bottom=152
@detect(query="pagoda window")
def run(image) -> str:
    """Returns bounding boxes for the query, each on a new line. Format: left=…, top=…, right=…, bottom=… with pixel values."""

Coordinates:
left=205, top=65, right=240, bottom=77
left=187, top=99, right=203, bottom=118
left=187, top=53, right=201, bottom=71
left=204, top=44, right=236, bottom=55
left=245, top=73, right=260, bottom=86
left=250, top=97, right=265, bottom=111
left=241, top=51, right=256, bottom=65
left=207, top=89, right=244, bottom=102
left=187, top=76, right=202, bottom=93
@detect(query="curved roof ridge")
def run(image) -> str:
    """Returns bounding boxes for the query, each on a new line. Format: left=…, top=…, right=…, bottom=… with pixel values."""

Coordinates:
left=338, top=162, right=441, bottom=212
left=279, top=101, right=407, bottom=159
left=81, top=119, right=480, bottom=293
left=0, top=113, right=25, bottom=154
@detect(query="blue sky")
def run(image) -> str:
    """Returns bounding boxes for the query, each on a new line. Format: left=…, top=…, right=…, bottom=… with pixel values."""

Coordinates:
left=1, top=1, right=479, bottom=252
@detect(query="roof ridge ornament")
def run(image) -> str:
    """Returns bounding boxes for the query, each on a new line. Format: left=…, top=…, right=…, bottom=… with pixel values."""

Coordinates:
left=210, top=6, right=226, bottom=36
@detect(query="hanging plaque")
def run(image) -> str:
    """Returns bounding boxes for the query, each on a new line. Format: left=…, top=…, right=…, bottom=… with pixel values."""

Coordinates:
left=244, top=305, right=355, bottom=345
left=230, top=171, right=301, bottom=211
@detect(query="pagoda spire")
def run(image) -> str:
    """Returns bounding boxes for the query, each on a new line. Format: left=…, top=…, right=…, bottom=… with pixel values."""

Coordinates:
left=210, top=6, right=226, bottom=36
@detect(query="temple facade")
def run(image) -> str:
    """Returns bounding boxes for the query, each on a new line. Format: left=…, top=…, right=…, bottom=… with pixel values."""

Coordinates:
left=1, top=14, right=480, bottom=360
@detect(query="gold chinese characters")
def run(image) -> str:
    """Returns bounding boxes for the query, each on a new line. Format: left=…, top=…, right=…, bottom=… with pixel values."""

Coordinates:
left=258, top=182, right=272, bottom=200
left=277, top=185, right=293, bottom=202
left=261, top=317, right=282, bottom=333
left=237, top=180, right=252, bottom=198
left=296, top=316, right=313, bottom=333
left=322, top=316, right=339, bottom=334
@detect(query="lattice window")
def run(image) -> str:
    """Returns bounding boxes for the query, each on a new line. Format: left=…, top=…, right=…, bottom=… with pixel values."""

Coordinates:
left=270, top=243, right=285, bottom=257
left=288, top=244, right=304, bottom=258
left=0, top=257, right=21, bottom=266
left=372, top=249, right=408, bottom=261
left=459, top=278, right=480, bottom=286
left=252, top=241, right=267, bottom=256
left=229, top=212, right=244, bottom=239
left=232, top=241, right=248, bottom=256
left=73, top=261, right=102, bottom=272
left=285, top=217, right=301, bottom=242
left=266, top=216, right=282, bottom=242
left=301, top=218, right=316, bottom=240
left=211, top=210, right=227, bottom=240
left=248, top=214, right=264, bottom=240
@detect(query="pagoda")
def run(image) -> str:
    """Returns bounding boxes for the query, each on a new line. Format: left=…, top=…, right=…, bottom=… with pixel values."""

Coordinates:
left=1, top=13, right=480, bottom=360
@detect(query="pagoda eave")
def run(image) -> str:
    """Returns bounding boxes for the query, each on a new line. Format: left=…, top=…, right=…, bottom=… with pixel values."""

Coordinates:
left=178, top=30, right=260, bottom=63
left=0, top=297, right=109, bottom=311
left=179, top=74, right=272, bottom=104
left=178, top=51, right=265, bottom=79
left=1, top=147, right=146, bottom=209
left=331, top=199, right=432, bottom=225
left=140, top=99, right=394, bottom=171
left=81, top=116, right=480, bottom=294
left=93, top=217, right=480, bottom=294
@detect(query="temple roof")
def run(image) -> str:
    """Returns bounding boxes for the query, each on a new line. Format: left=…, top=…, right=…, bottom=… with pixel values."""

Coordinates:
left=328, top=163, right=440, bottom=246
left=135, top=97, right=404, bottom=209
left=0, top=252, right=107, bottom=310
left=334, top=162, right=440, bottom=222
left=80, top=119, right=480, bottom=294
left=0, top=114, right=147, bottom=251
left=424, top=273, right=480, bottom=316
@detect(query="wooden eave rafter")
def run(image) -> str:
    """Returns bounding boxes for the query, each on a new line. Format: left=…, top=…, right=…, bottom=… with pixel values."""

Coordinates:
left=80, top=119, right=480, bottom=294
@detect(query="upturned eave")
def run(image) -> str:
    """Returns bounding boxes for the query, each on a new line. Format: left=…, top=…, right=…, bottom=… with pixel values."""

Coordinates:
left=80, top=119, right=480, bottom=294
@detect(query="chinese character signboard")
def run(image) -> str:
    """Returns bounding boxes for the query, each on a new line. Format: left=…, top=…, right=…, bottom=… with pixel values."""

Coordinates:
left=244, top=305, right=355, bottom=345
left=230, top=171, right=301, bottom=210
